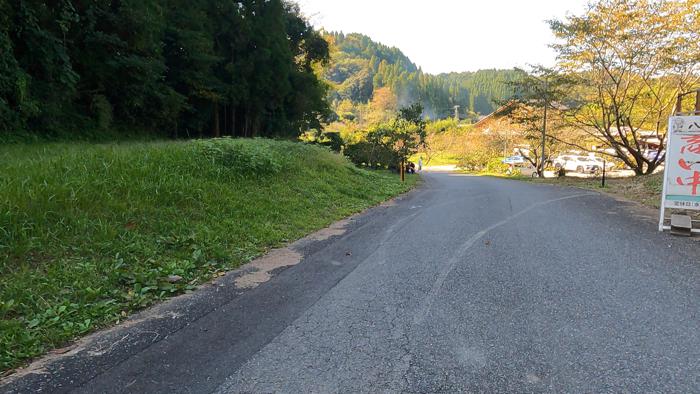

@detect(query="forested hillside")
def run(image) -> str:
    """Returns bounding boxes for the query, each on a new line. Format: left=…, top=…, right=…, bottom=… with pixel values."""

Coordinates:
left=0, top=0, right=329, bottom=139
left=324, top=32, right=519, bottom=119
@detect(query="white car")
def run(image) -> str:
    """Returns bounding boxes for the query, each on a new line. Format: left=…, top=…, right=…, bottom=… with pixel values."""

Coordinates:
left=502, top=156, right=526, bottom=165
left=643, top=150, right=665, bottom=162
left=592, top=156, right=615, bottom=171
left=553, top=155, right=601, bottom=174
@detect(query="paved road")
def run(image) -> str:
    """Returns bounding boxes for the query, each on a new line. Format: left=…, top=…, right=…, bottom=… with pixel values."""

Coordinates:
left=3, top=173, right=699, bottom=393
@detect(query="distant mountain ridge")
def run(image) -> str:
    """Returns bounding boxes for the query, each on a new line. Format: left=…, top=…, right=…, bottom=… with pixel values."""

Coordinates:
left=323, top=32, right=519, bottom=119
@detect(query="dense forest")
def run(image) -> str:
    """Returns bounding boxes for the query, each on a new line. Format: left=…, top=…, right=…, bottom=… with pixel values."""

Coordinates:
left=1, top=1, right=524, bottom=140
left=0, top=0, right=330, bottom=139
left=324, top=32, right=519, bottom=119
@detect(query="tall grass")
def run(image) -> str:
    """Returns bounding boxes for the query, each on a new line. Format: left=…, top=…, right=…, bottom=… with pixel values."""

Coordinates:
left=0, top=138, right=416, bottom=371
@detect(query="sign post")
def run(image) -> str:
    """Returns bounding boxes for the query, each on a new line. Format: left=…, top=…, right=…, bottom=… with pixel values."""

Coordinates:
left=659, top=110, right=700, bottom=232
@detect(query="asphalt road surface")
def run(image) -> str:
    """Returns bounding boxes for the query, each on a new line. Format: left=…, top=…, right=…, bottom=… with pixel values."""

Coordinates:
left=3, top=173, right=699, bottom=393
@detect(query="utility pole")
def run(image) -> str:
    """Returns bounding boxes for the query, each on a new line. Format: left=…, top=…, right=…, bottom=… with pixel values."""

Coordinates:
left=540, top=80, right=548, bottom=178
left=602, top=159, right=606, bottom=188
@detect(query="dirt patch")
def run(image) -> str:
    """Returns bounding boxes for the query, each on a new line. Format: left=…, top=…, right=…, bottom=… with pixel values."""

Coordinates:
left=380, top=199, right=398, bottom=207
left=306, top=219, right=350, bottom=241
left=234, top=248, right=303, bottom=289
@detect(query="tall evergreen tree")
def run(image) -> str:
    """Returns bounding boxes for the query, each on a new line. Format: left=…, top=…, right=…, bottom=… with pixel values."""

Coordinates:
left=0, top=0, right=331, bottom=139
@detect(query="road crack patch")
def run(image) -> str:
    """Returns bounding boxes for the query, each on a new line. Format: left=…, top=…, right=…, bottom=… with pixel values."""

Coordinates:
left=234, top=248, right=303, bottom=289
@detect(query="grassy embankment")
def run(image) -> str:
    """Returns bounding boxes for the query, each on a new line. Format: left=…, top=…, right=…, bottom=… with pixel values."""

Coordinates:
left=0, top=138, right=417, bottom=372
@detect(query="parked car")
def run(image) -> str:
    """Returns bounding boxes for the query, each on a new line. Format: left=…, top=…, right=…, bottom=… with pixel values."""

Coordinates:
left=518, top=163, right=539, bottom=178
left=501, top=155, right=540, bottom=177
left=502, top=155, right=526, bottom=165
left=553, top=155, right=600, bottom=174
left=643, top=150, right=665, bottom=162
left=592, top=156, right=615, bottom=171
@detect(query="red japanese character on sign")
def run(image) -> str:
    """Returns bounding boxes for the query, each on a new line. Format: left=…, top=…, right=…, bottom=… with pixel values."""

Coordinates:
left=680, top=136, right=700, bottom=154
left=676, top=171, right=700, bottom=195
left=679, top=158, right=694, bottom=170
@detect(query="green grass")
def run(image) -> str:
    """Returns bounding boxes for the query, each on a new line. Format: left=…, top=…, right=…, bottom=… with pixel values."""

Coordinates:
left=0, top=138, right=417, bottom=372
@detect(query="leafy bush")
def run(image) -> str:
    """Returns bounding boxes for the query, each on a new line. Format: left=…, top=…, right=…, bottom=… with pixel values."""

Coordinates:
left=544, top=165, right=566, bottom=177
left=426, top=118, right=458, bottom=133
left=486, top=157, right=510, bottom=174
left=457, top=151, right=492, bottom=171
left=319, top=132, right=344, bottom=152
left=345, top=141, right=399, bottom=169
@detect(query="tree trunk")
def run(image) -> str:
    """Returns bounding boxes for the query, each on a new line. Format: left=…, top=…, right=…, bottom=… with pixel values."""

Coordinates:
left=539, top=96, right=548, bottom=178
left=643, top=160, right=659, bottom=176
left=251, top=115, right=259, bottom=138
left=231, top=106, right=236, bottom=137
left=213, top=103, right=221, bottom=138
left=223, top=105, right=228, bottom=136
left=244, top=114, right=250, bottom=138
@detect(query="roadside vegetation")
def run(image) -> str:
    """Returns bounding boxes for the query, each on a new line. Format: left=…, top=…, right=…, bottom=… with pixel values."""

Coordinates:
left=418, top=0, right=698, bottom=209
left=306, top=100, right=428, bottom=171
left=522, top=173, right=664, bottom=209
left=0, top=139, right=416, bottom=372
left=484, top=0, right=698, bottom=178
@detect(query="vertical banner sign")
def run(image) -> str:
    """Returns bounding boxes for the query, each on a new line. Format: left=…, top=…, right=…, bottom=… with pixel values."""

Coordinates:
left=659, top=115, right=700, bottom=230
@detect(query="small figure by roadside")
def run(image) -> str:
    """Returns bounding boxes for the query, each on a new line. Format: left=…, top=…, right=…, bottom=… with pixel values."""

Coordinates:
left=405, top=161, right=416, bottom=174
left=418, top=157, right=423, bottom=172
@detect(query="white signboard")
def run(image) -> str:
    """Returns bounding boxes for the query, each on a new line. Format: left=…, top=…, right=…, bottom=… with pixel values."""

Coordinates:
left=659, top=115, right=700, bottom=230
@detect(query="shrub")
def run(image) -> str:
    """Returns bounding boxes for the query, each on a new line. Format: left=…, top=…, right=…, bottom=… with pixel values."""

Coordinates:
left=545, top=165, right=565, bottom=177
left=457, top=151, right=491, bottom=171
left=345, top=141, right=399, bottom=169
left=486, top=157, right=510, bottom=174
left=318, top=132, right=344, bottom=152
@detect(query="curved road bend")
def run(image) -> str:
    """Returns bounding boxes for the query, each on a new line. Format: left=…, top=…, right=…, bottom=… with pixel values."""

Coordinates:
left=3, top=173, right=699, bottom=393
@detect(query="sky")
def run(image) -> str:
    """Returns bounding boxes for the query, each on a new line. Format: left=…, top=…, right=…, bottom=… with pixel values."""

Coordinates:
left=297, top=0, right=588, bottom=74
